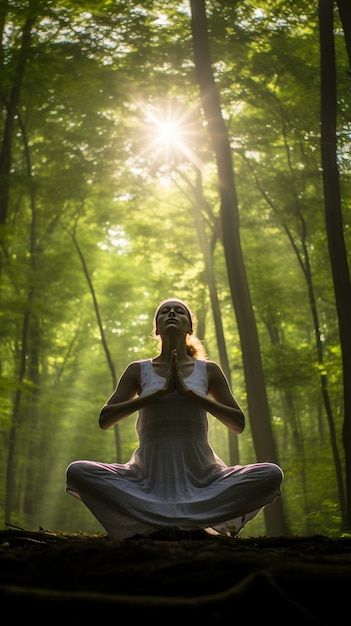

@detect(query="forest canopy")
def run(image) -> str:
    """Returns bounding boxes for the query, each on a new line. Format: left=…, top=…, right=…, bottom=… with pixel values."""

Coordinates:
left=0, top=0, right=350, bottom=537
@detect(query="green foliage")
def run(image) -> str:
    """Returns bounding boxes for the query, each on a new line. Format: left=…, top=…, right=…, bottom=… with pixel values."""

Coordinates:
left=0, top=0, right=349, bottom=536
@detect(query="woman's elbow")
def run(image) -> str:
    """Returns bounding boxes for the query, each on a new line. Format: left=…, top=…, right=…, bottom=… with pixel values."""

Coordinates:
left=98, top=407, right=109, bottom=430
left=237, top=413, right=245, bottom=433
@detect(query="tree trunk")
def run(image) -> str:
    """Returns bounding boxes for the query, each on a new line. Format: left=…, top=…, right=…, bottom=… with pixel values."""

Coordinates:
left=336, top=0, right=351, bottom=66
left=69, top=230, right=122, bottom=462
left=243, top=148, right=346, bottom=524
left=0, top=16, right=35, bottom=227
left=189, top=0, right=288, bottom=535
left=178, top=168, right=240, bottom=465
left=319, top=0, right=351, bottom=530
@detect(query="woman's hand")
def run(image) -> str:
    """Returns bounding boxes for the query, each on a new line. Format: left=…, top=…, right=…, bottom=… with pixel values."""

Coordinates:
left=161, top=353, right=176, bottom=395
left=159, top=350, right=189, bottom=396
left=172, top=349, right=191, bottom=396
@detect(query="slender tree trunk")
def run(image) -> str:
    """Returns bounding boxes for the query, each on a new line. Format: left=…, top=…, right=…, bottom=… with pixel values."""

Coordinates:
left=2, top=18, right=37, bottom=520
left=189, top=0, right=288, bottom=535
left=0, top=16, right=35, bottom=227
left=319, top=0, right=351, bottom=530
left=177, top=168, right=240, bottom=465
left=69, top=230, right=122, bottom=462
left=336, top=0, right=351, bottom=66
left=5, top=306, right=32, bottom=522
left=243, top=152, right=346, bottom=524
left=193, top=170, right=240, bottom=465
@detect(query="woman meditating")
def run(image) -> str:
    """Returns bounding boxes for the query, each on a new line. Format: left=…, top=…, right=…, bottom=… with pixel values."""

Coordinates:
left=66, top=298, right=283, bottom=539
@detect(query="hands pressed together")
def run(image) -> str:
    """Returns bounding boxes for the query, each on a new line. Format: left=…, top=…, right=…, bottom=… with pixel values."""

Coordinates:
left=162, top=349, right=191, bottom=397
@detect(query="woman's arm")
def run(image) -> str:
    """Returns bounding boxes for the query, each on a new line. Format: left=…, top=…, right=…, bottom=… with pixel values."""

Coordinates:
left=205, top=360, right=245, bottom=433
left=99, top=361, right=170, bottom=430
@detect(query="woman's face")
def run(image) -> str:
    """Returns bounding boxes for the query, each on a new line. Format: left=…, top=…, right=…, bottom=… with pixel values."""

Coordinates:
left=155, top=300, right=192, bottom=336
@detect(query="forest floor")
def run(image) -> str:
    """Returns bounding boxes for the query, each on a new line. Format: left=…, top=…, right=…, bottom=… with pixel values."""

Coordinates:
left=0, top=526, right=350, bottom=625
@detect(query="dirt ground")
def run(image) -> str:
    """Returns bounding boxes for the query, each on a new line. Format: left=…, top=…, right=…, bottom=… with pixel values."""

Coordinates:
left=1, top=526, right=350, bottom=624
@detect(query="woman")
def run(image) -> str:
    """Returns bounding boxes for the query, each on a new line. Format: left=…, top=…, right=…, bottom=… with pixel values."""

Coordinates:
left=66, top=298, right=283, bottom=539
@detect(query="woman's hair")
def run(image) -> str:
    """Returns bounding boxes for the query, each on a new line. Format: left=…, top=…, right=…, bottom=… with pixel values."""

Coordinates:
left=153, top=298, right=207, bottom=359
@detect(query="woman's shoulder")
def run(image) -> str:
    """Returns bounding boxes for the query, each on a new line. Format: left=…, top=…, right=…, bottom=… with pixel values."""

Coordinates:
left=127, top=359, right=153, bottom=374
left=121, top=360, right=143, bottom=378
left=204, top=359, right=220, bottom=368
left=125, top=358, right=152, bottom=367
left=204, top=360, right=225, bottom=378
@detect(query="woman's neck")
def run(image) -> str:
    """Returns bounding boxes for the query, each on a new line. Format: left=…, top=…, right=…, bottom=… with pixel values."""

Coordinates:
left=156, top=338, right=192, bottom=362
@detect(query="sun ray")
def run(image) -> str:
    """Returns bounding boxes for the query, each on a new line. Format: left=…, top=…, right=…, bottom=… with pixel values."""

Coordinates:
left=136, top=99, right=205, bottom=172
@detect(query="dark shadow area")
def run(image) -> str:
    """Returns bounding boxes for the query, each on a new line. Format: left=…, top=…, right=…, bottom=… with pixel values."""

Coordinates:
left=1, top=527, right=350, bottom=624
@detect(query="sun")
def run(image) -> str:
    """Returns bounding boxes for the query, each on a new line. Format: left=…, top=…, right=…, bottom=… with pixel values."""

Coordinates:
left=139, top=99, right=204, bottom=171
